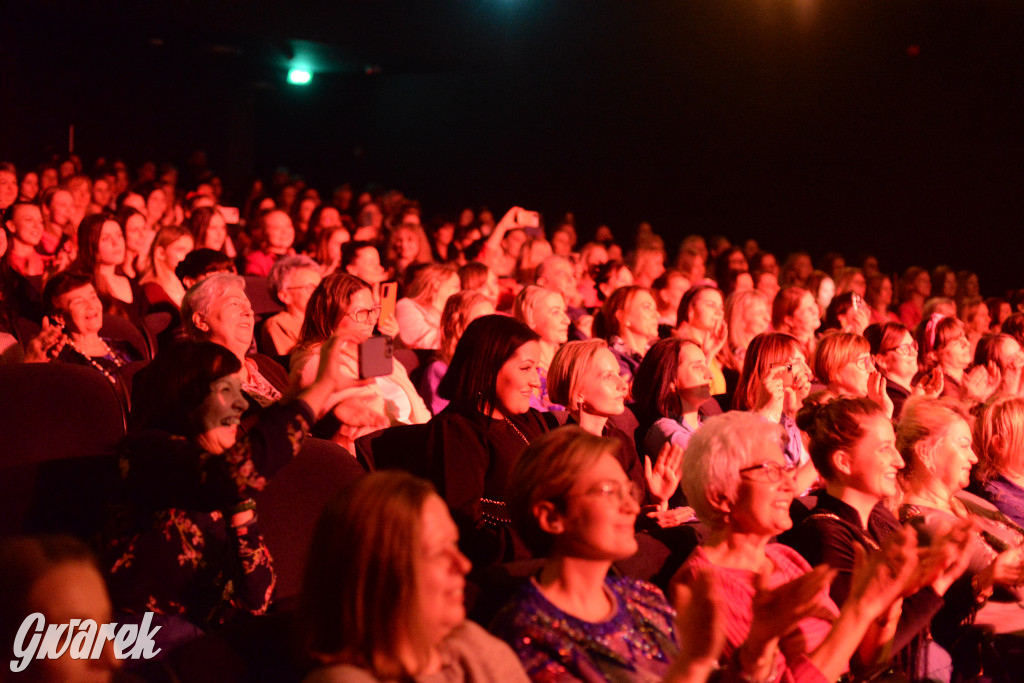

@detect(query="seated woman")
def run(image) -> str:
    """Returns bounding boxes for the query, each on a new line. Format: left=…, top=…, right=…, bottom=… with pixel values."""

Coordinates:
left=811, top=331, right=892, bottom=417
left=513, top=285, right=570, bottom=410
left=395, top=263, right=460, bottom=350
left=188, top=205, right=237, bottom=259
left=299, top=472, right=529, bottom=683
left=720, top=288, right=772, bottom=391
left=0, top=535, right=121, bottom=681
left=898, top=267, right=931, bottom=330
left=865, top=273, right=898, bottom=325
left=821, top=292, right=870, bottom=337
left=492, top=426, right=712, bottom=683
left=675, top=285, right=728, bottom=396
left=244, top=209, right=296, bottom=277
left=115, top=205, right=152, bottom=280
left=261, top=255, right=322, bottom=358
left=917, top=314, right=999, bottom=404
left=386, top=222, right=433, bottom=283
left=732, top=332, right=817, bottom=492
left=897, top=398, right=1024, bottom=659
left=139, top=224, right=193, bottom=310
left=864, top=322, right=943, bottom=418
left=110, top=334, right=358, bottom=652
left=70, top=212, right=144, bottom=321
left=973, top=396, right=1024, bottom=528
left=313, top=223, right=350, bottom=277
left=181, top=273, right=289, bottom=407
left=974, top=332, right=1024, bottom=398
left=960, top=298, right=992, bottom=358
left=772, top=286, right=821, bottom=362
left=290, top=273, right=428, bottom=447
left=418, top=290, right=494, bottom=415
left=548, top=339, right=683, bottom=517
left=672, top=411, right=919, bottom=683
left=787, top=397, right=971, bottom=680
left=458, top=261, right=501, bottom=309
left=42, top=272, right=142, bottom=411
left=652, top=268, right=691, bottom=330
left=598, top=285, right=659, bottom=383
left=424, top=314, right=552, bottom=568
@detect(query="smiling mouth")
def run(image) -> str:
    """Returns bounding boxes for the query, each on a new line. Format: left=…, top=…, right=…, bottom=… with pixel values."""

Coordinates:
left=221, top=416, right=241, bottom=426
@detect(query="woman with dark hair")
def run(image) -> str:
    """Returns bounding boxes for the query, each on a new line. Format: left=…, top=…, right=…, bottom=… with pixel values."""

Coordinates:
left=864, top=322, right=943, bottom=418
left=917, top=314, right=1000, bottom=404
left=675, top=284, right=728, bottom=396
left=71, top=212, right=144, bottom=321
left=114, top=205, right=151, bottom=279
left=299, top=472, right=528, bottom=682
left=139, top=224, right=193, bottom=309
left=458, top=261, right=500, bottom=308
left=598, top=285, right=658, bottom=382
left=771, top=285, right=820, bottom=360
left=244, top=209, right=296, bottom=277
left=314, top=223, right=350, bottom=277
left=865, top=273, right=898, bottom=325
left=187, top=206, right=236, bottom=259
left=821, top=291, right=870, bottom=336
left=110, top=334, right=356, bottom=651
left=811, top=332, right=892, bottom=416
left=898, top=267, right=931, bottom=329
left=424, top=314, right=552, bottom=567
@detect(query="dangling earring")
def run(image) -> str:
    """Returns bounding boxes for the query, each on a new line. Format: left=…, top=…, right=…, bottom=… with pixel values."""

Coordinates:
left=576, top=397, right=585, bottom=412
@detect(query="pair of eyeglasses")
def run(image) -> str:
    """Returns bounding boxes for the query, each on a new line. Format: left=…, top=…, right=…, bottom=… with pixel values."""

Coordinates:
left=852, top=356, right=875, bottom=372
left=572, top=480, right=642, bottom=505
left=882, top=342, right=918, bottom=357
left=286, top=283, right=319, bottom=293
left=739, top=461, right=798, bottom=483
left=346, top=305, right=382, bottom=323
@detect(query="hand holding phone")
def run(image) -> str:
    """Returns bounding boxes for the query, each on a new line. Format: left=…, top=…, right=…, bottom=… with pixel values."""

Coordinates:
left=358, top=335, right=394, bottom=380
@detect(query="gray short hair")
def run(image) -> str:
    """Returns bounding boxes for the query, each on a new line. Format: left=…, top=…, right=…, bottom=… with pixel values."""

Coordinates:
left=268, top=255, right=320, bottom=303
left=181, top=273, right=247, bottom=340
left=682, top=411, right=786, bottom=528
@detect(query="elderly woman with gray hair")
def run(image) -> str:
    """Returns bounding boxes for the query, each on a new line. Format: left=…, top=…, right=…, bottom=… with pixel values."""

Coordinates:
left=181, top=273, right=289, bottom=407
left=670, top=411, right=920, bottom=683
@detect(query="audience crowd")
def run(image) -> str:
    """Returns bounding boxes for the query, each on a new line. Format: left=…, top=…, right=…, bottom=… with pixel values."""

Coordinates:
left=4, top=153, right=1024, bottom=682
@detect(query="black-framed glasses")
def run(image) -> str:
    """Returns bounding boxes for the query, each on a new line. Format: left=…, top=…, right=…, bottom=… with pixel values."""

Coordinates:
left=739, top=461, right=798, bottom=483
left=346, top=305, right=382, bottom=323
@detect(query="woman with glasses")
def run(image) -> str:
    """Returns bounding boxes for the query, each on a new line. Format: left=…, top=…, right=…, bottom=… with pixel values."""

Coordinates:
left=670, top=411, right=918, bottom=683
left=291, top=273, right=428, bottom=449
left=917, top=314, right=999, bottom=405
left=812, top=331, right=893, bottom=418
left=864, top=322, right=943, bottom=418
left=493, top=426, right=721, bottom=683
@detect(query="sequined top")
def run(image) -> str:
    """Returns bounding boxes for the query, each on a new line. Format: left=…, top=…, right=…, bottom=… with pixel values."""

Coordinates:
left=490, top=574, right=679, bottom=682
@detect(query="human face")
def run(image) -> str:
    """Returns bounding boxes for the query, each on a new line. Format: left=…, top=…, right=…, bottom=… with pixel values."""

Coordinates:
left=914, top=271, right=932, bottom=298
left=264, top=211, right=295, bottom=253
left=280, top=268, right=322, bottom=315
left=415, top=495, right=471, bottom=642
left=968, top=303, right=991, bottom=335
left=756, top=271, right=780, bottom=301
left=532, top=292, right=570, bottom=345
left=794, top=254, right=813, bottom=282
left=298, top=198, right=318, bottom=225
left=194, top=373, right=249, bottom=454
left=0, top=169, right=17, bottom=208
left=159, top=234, right=194, bottom=272
left=657, top=273, right=690, bottom=318
left=203, top=212, right=228, bottom=251
left=123, top=214, right=148, bottom=253
left=730, top=441, right=797, bottom=536
left=727, top=250, right=748, bottom=271
left=318, top=207, right=343, bottom=230
left=92, top=178, right=112, bottom=208
left=56, top=284, right=103, bottom=336
left=395, top=228, right=420, bottom=260
left=786, top=291, right=821, bottom=338
left=688, top=289, right=724, bottom=332
left=542, top=259, right=578, bottom=303
left=937, top=330, right=971, bottom=372
left=502, top=229, right=527, bottom=259
left=876, top=278, right=893, bottom=307
left=552, top=230, right=574, bottom=256
left=834, top=350, right=874, bottom=397
left=96, top=220, right=125, bottom=266
left=929, top=419, right=977, bottom=495
left=843, top=416, right=904, bottom=499
left=876, top=331, right=918, bottom=386
left=9, top=204, right=44, bottom=246
left=493, top=340, right=541, bottom=418
left=622, top=290, right=659, bottom=341
left=676, top=343, right=713, bottom=397
left=325, top=228, right=350, bottom=264
left=346, top=246, right=386, bottom=288
left=146, top=188, right=167, bottom=224
left=199, top=284, right=254, bottom=358
left=18, top=171, right=38, bottom=202
left=48, top=190, right=74, bottom=227
left=555, top=451, right=640, bottom=560
left=335, top=287, right=377, bottom=342
left=742, top=298, right=772, bottom=337
left=575, top=347, right=628, bottom=416
left=434, top=273, right=461, bottom=311
left=817, top=277, right=835, bottom=311
left=40, top=167, right=58, bottom=191
left=24, top=562, right=119, bottom=683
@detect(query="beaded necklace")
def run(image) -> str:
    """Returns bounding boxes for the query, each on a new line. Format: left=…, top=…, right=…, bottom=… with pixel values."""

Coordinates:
left=65, top=337, right=126, bottom=386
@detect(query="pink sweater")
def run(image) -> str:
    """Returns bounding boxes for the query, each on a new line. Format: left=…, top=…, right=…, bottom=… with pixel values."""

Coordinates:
left=673, top=544, right=839, bottom=683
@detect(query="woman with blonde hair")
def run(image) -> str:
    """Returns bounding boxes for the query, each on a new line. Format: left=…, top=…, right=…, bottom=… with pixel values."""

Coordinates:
left=771, top=285, right=820, bottom=361
left=973, top=396, right=1024, bottom=528
left=300, top=471, right=528, bottom=682
left=394, top=263, right=461, bottom=350
left=139, top=223, right=193, bottom=309
left=721, top=288, right=772, bottom=384
left=812, top=332, right=893, bottom=417
left=917, top=314, right=999, bottom=404
left=417, top=291, right=495, bottom=415
left=513, top=285, right=570, bottom=409
left=386, top=223, right=433, bottom=283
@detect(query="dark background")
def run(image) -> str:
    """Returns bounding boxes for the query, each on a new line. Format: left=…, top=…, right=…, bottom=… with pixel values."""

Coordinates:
left=3, top=1, right=1024, bottom=292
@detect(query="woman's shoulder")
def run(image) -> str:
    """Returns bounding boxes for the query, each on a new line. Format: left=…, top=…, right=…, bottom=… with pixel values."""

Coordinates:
left=441, top=621, right=529, bottom=680
left=765, top=542, right=813, bottom=574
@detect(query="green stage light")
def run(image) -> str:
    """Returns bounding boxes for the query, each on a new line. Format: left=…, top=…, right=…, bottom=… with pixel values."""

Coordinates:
left=287, top=69, right=312, bottom=85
